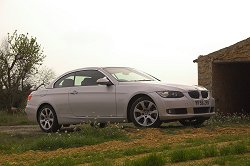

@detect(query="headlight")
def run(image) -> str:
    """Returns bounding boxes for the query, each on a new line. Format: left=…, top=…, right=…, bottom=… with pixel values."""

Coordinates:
left=156, top=91, right=184, bottom=98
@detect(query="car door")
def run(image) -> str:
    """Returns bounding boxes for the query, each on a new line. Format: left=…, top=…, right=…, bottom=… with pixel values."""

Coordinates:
left=49, top=72, right=75, bottom=116
left=69, top=70, right=116, bottom=117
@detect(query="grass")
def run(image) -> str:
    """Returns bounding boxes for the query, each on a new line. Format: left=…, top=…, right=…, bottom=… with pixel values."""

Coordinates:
left=33, top=147, right=149, bottom=166
left=220, top=143, right=248, bottom=156
left=169, top=142, right=249, bottom=163
left=25, top=127, right=128, bottom=151
left=26, top=135, right=249, bottom=165
left=1, top=135, right=249, bottom=165
left=205, top=112, right=250, bottom=127
left=0, top=125, right=129, bottom=153
left=34, top=149, right=165, bottom=166
left=124, top=154, right=165, bottom=166
left=212, top=155, right=250, bottom=166
left=185, top=137, right=207, bottom=146
left=122, top=146, right=153, bottom=156
left=202, top=145, right=218, bottom=157
left=0, top=113, right=250, bottom=165
left=0, top=110, right=35, bottom=126
left=21, top=143, right=167, bottom=166
left=170, top=148, right=203, bottom=162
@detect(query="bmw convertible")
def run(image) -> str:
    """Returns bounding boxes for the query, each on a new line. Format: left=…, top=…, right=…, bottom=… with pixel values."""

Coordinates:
left=25, top=67, right=215, bottom=132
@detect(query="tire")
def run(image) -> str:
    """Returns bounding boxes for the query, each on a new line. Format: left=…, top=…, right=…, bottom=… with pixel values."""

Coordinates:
left=130, top=97, right=161, bottom=127
left=38, top=105, right=61, bottom=132
left=179, top=118, right=208, bottom=127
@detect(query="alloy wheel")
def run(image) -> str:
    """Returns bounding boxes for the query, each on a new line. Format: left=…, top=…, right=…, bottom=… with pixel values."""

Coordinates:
left=39, top=107, right=54, bottom=130
left=133, top=100, right=159, bottom=127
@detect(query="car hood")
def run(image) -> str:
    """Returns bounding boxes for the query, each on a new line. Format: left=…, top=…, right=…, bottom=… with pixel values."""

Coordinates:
left=119, top=81, right=207, bottom=92
left=165, top=83, right=207, bottom=92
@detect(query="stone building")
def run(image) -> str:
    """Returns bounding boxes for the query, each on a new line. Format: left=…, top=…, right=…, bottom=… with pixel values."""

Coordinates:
left=194, top=38, right=250, bottom=114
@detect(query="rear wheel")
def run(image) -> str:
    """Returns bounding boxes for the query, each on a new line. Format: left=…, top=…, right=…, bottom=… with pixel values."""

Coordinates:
left=130, top=97, right=161, bottom=127
left=38, top=105, right=61, bottom=132
left=179, top=118, right=208, bottom=127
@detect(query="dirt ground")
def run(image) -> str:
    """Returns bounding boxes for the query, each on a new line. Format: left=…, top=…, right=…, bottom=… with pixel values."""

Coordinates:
left=0, top=124, right=250, bottom=165
left=0, top=125, right=40, bottom=135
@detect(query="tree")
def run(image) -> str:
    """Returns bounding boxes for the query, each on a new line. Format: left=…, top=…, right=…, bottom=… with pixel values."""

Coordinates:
left=26, top=66, right=56, bottom=90
left=0, top=31, right=45, bottom=112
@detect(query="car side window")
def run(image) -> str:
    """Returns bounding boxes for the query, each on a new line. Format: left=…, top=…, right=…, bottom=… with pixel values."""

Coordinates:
left=54, top=73, right=75, bottom=88
left=75, top=70, right=105, bottom=86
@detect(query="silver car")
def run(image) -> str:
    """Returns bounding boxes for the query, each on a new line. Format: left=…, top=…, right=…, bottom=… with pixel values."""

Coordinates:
left=26, top=67, right=215, bottom=132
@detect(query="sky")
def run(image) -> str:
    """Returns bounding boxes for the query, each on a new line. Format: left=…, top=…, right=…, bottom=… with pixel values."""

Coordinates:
left=0, top=0, right=250, bottom=85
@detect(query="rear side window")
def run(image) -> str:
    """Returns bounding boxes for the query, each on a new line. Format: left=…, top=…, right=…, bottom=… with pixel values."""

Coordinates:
left=54, top=73, right=75, bottom=88
left=53, top=70, right=105, bottom=88
left=75, top=70, right=105, bottom=86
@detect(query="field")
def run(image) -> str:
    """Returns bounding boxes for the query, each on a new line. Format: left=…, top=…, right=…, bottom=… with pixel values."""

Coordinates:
left=0, top=111, right=35, bottom=126
left=0, top=112, right=249, bottom=166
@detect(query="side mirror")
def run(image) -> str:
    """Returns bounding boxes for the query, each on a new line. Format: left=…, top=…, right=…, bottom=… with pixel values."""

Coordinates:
left=96, top=77, right=113, bottom=86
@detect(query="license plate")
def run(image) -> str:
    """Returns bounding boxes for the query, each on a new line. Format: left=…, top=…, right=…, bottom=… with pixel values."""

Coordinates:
left=195, top=100, right=209, bottom=106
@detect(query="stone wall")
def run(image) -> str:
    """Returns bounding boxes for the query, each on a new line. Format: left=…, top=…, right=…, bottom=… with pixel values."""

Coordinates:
left=196, top=56, right=213, bottom=91
left=194, top=37, right=250, bottom=91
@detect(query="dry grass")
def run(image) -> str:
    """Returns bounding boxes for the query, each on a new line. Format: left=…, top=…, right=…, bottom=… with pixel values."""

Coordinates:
left=0, top=124, right=249, bottom=165
left=0, top=113, right=249, bottom=165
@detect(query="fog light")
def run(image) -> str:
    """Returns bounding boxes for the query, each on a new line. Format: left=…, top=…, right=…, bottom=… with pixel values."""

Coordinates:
left=166, top=108, right=187, bottom=114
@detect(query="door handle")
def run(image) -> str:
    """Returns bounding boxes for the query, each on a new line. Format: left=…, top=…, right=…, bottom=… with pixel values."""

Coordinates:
left=70, top=90, right=78, bottom=95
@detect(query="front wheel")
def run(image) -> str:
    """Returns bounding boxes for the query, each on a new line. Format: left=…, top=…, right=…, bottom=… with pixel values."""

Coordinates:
left=179, top=118, right=208, bottom=127
left=38, top=105, right=61, bottom=132
left=130, top=97, right=161, bottom=127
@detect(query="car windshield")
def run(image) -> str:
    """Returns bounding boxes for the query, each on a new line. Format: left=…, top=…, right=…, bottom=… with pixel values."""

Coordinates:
left=104, top=67, right=159, bottom=82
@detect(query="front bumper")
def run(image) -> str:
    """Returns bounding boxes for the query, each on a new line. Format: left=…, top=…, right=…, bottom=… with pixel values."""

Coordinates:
left=149, top=92, right=215, bottom=121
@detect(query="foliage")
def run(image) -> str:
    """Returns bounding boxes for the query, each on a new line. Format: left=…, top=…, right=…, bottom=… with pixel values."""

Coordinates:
left=0, top=31, right=55, bottom=111
left=26, top=66, right=56, bottom=90
left=0, top=31, right=45, bottom=111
